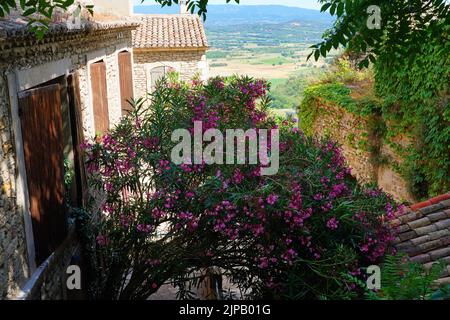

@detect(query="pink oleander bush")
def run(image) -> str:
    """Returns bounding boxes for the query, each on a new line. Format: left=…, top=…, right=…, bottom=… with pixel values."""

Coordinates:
left=78, top=75, right=401, bottom=300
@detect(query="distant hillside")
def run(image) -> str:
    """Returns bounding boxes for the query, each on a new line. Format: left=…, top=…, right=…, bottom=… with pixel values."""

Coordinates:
left=206, top=19, right=329, bottom=51
left=133, top=5, right=334, bottom=26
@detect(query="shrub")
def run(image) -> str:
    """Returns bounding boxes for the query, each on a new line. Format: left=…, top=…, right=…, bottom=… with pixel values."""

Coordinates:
left=349, top=254, right=448, bottom=300
left=78, top=76, right=400, bottom=300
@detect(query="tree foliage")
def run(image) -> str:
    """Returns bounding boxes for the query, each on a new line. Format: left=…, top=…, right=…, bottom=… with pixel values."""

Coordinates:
left=309, top=0, right=450, bottom=68
left=78, top=75, right=400, bottom=299
left=0, top=0, right=94, bottom=37
left=146, top=0, right=240, bottom=20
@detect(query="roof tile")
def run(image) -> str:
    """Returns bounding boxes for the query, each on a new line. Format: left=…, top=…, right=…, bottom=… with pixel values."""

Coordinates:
left=132, top=14, right=208, bottom=49
left=392, top=193, right=450, bottom=282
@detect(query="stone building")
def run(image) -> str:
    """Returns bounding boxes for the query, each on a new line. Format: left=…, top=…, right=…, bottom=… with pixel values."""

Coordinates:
left=132, top=13, right=209, bottom=98
left=0, top=5, right=139, bottom=299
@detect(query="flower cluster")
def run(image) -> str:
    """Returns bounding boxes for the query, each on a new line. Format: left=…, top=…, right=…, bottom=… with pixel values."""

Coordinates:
left=82, top=75, right=400, bottom=300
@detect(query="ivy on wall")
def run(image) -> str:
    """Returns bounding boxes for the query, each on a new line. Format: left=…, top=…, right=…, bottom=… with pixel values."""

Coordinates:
left=300, top=25, right=449, bottom=200
left=375, top=25, right=450, bottom=199
left=299, top=80, right=386, bottom=171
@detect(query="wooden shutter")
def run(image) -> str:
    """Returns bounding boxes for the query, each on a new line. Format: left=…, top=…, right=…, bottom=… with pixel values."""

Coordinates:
left=150, top=66, right=166, bottom=93
left=18, top=84, right=68, bottom=265
left=90, top=61, right=109, bottom=135
left=67, top=72, right=88, bottom=207
left=118, top=51, right=134, bottom=115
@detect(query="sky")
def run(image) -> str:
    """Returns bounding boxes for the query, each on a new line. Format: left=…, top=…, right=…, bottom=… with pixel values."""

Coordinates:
left=134, top=1, right=322, bottom=10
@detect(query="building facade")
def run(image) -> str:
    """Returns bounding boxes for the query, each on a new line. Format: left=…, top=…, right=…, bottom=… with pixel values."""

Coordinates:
left=0, top=8, right=138, bottom=299
left=132, top=14, right=209, bottom=98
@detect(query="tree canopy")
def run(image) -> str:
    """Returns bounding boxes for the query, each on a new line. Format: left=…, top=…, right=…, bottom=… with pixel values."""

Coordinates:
left=310, top=0, right=450, bottom=67
left=1, top=0, right=449, bottom=64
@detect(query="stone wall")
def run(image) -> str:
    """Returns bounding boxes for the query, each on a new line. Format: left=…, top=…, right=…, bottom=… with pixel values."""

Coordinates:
left=0, top=27, right=134, bottom=138
left=24, top=227, right=83, bottom=300
left=0, top=75, right=29, bottom=299
left=133, top=49, right=208, bottom=98
left=303, top=100, right=416, bottom=203
left=0, top=26, right=135, bottom=299
left=308, top=104, right=377, bottom=185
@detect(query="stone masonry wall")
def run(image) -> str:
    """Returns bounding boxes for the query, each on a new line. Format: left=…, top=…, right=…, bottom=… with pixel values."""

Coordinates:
left=310, top=105, right=377, bottom=184
left=133, top=49, right=208, bottom=98
left=0, top=75, right=29, bottom=299
left=0, top=27, right=135, bottom=299
left=0, top=28, right=134, bottom=138
left=307, top=102, right=416, bottom=203
left=25, top=228, right=82, bottom=300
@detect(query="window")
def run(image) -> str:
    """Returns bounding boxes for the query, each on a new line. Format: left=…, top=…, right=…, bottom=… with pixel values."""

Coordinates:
left=118, top=51, right=134, bottom=115
left=90, top=60, right=109, bottom=135
left=150, top=66, right=166, bottom=93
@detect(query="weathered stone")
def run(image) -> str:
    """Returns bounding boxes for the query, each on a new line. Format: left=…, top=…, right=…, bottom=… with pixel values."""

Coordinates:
left=133, top=49, right=208, bottom=98
left=0, top=22, right=136, bottom=299
left=302, top=95, right=416, bottom=202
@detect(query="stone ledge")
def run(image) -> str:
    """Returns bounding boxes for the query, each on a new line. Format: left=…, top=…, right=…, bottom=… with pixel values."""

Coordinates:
left=13, top=225, right=78, bottom=300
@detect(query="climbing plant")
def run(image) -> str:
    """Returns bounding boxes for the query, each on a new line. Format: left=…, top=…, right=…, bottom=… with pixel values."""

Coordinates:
left=305, top=1, right=450, bottom=199
left=375, top=26, right=450, bottom=198
left=309, top=0, right=450, bottom=68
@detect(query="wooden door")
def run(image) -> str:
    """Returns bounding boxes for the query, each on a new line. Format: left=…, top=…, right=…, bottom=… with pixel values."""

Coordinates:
left=90, top=61, right=109, bottom=135
left=118, top=51, right=134, bottom=115
left=18, top=84, right=68, bottom=265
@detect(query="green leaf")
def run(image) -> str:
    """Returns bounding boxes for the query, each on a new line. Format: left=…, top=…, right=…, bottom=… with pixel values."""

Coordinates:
left=320, top=3, right=332, bottom=12
left=337, top=2, right=345, bottom=17
left=314, top=49, right=320, bottom=61
left=23, top=7, right=37, bottom=16
left=330, top=3, right=337, bottom=16
left=320, top=45, right=327, bottom=57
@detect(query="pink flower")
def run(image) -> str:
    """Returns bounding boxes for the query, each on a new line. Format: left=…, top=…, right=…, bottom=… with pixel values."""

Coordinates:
left=233, top=169, right=244, bottom=184
left=326, top=217, right=339, bottom=230
left=258, top=257, right=269, bottom=269
left=159, top=160, right=170, bottom=171
left=313, top=193, right=323, bottom=201
left=96, top=234, right=109, bottom=247
left=266, top=194, right=279, bottom=205
left=185, top=191, right=195, bottom=198
left=137, top=224, right=153, bottom=233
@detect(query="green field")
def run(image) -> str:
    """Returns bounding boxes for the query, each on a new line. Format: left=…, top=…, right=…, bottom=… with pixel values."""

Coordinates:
left=206, top=20, right=340, bottom=111
left=250, top=56, right=292, bottom=66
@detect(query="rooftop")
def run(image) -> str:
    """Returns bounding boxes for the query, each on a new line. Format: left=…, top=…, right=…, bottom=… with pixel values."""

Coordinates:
left=132, top=14, right=208, bottom=50
left=391, top=192, right=450, bottom=286
left=0, top=7, right=139, bottom=42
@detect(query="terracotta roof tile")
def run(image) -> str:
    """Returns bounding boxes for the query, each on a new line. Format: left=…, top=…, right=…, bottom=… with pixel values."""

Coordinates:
left=410, top=192, right=450, bottom=211
left=392, top=192, right=450, bottom=282
left=132, top=14, right=208, bottom=49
